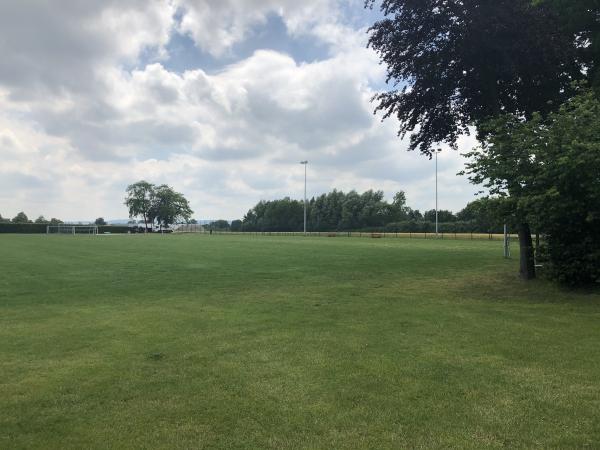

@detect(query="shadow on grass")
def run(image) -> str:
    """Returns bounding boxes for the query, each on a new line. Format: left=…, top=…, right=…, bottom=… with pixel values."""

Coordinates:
left=451, top=271, right=600, bottom=307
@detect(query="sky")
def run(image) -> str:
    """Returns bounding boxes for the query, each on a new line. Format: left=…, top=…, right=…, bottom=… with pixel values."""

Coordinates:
left=0, top=0, right=480, bottom=222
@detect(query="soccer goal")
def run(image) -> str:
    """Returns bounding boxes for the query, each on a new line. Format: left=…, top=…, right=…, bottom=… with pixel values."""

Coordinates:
left=171, top=223, right=205, bottom=233
left=46, top=225, right=99, bottom=235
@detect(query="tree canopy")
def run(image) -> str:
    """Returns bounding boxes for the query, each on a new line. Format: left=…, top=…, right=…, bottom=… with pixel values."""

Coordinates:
left=365, top=0, right=597, bottom=280
left=124, top=180, right=155, bottom=230
left=464, top=88, right=600, bottom=284
left=240, top=189, right=502, bottom=233
left=12, top=212, right=30, bottom=224
left=537, top=0, right=600, bottom=89
left=125, top=181, right=193, bottom=230
left=366, top=0, right=582, bottom=156
left=209, top=220, right=231, bottom=231
left=151, top=184, right=193, bottom=229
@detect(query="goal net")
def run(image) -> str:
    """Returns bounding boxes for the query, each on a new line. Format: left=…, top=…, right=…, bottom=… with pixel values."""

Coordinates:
left=47, top=225, right=99, bottom=235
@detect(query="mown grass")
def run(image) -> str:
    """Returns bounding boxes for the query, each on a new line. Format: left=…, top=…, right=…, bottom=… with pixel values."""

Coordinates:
left=1, top=234, right=599, bottom=449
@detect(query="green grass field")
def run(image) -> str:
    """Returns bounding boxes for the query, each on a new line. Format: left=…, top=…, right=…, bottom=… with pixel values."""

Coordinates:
left=1, top=234, right=599, bottom=449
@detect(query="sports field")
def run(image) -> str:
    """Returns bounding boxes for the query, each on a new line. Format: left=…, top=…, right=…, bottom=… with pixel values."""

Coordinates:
left=1, top=234, right=599, bottom=448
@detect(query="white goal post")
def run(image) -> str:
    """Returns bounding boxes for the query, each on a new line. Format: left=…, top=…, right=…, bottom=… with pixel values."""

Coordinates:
left=46, top=225, right=99, bottom=235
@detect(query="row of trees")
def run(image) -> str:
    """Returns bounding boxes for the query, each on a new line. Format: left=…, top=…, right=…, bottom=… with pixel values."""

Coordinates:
left=3, top=181, right=193, bottom=231
left=0, top=212, right=63, bottom=225
left=239, top=190, right=501, bottom=233
left=366, top=0, right=600, bottom=285
left=125, top=181, right=193, bottom=230
left=0, top=213, right=111, bottom=226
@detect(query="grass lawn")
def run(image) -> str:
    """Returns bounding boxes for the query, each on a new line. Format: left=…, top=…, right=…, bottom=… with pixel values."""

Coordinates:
left=1, top=234, right=599, bottom=449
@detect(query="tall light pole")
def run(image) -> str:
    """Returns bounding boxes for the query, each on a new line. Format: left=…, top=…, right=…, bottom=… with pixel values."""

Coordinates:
left=300, top=161, right=308, bottom=235
left=434, top=149, right=441, bottom=238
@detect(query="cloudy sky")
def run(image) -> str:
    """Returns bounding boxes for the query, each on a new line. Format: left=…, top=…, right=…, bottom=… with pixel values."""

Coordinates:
left=0, top=0, right=479, bottom=222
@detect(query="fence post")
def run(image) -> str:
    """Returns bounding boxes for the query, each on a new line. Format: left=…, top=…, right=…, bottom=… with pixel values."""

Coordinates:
left=503, top=224, right=510, bottom=258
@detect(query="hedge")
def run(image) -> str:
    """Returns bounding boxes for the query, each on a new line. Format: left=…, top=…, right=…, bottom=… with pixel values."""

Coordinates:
left=0, top=223, right=47, bottom=233
left=361, top=221, right=505, bottom=234
left=0, top=223, right=130, bottom=234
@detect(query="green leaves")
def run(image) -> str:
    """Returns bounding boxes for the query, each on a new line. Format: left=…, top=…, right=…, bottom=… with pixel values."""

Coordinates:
left=367, top=0, right=580, bottom=156
left=124, top=180, right=155, bottom=225
left=150, top=184, right=193, bottom=229
left=124, top=181, right=193, bottom=229
left=465, top=88, right=600, bottom=284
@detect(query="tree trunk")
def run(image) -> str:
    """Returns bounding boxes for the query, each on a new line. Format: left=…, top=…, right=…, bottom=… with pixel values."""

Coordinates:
left=518, top=222, right=536, bottom=280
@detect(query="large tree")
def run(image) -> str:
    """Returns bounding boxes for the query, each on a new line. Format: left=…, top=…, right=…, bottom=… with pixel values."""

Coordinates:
left=366, top=0, right=584, bottom=279
left=124, top=181, right=155, bottom=232
left=456, top=198, right=506, bottom=233
left=12, top=212, right=30, bottom=224
left=150, top=184, right=193, bottom=230
left=465, top=88, right=600, bottom=284
left=538, top=0, right=600, bottom=89
left=209, top=220, right=231, bottom=231
left=423, top=209, right=456, bottom=223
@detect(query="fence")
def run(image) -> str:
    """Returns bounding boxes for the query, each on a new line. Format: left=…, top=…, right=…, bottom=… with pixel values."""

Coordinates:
left=0, top=224, right=517, bottom=241
left=179, top=230, right=518, bottom=241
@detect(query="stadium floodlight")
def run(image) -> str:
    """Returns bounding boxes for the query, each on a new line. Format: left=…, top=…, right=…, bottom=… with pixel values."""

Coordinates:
left=434, top=149, right=442, bottom=238
left=300, top=161, right=308, bottom=235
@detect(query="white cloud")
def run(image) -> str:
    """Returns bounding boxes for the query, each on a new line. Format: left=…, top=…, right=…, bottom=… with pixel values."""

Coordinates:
left=175, top=0, right=340, bottom=57
left=0, top=1, right=479, bottom=221
left=0, top=1, right=174, bottom=99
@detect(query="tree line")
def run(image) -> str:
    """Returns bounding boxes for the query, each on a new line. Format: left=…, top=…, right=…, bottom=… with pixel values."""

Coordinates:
left=366, top=0, right=599, bottom=285
left=0, top=212, right=64, bottom=225
left=0, top=212, right=112, bottom=226
left=238, top=190, right=502, bottom=233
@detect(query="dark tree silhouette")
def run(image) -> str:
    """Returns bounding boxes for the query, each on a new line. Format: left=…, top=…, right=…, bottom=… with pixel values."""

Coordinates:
left=365, top=0, right=585, bottom=279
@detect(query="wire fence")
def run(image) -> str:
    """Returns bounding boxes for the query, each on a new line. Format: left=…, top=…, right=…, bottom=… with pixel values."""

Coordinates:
left=173, top=230, right=518, bottom=241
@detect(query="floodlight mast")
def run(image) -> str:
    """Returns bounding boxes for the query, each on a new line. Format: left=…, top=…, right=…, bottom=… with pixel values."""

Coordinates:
left=434, top=149, right=441, bottom=238
left=300, top=161, right=308, bottom=235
